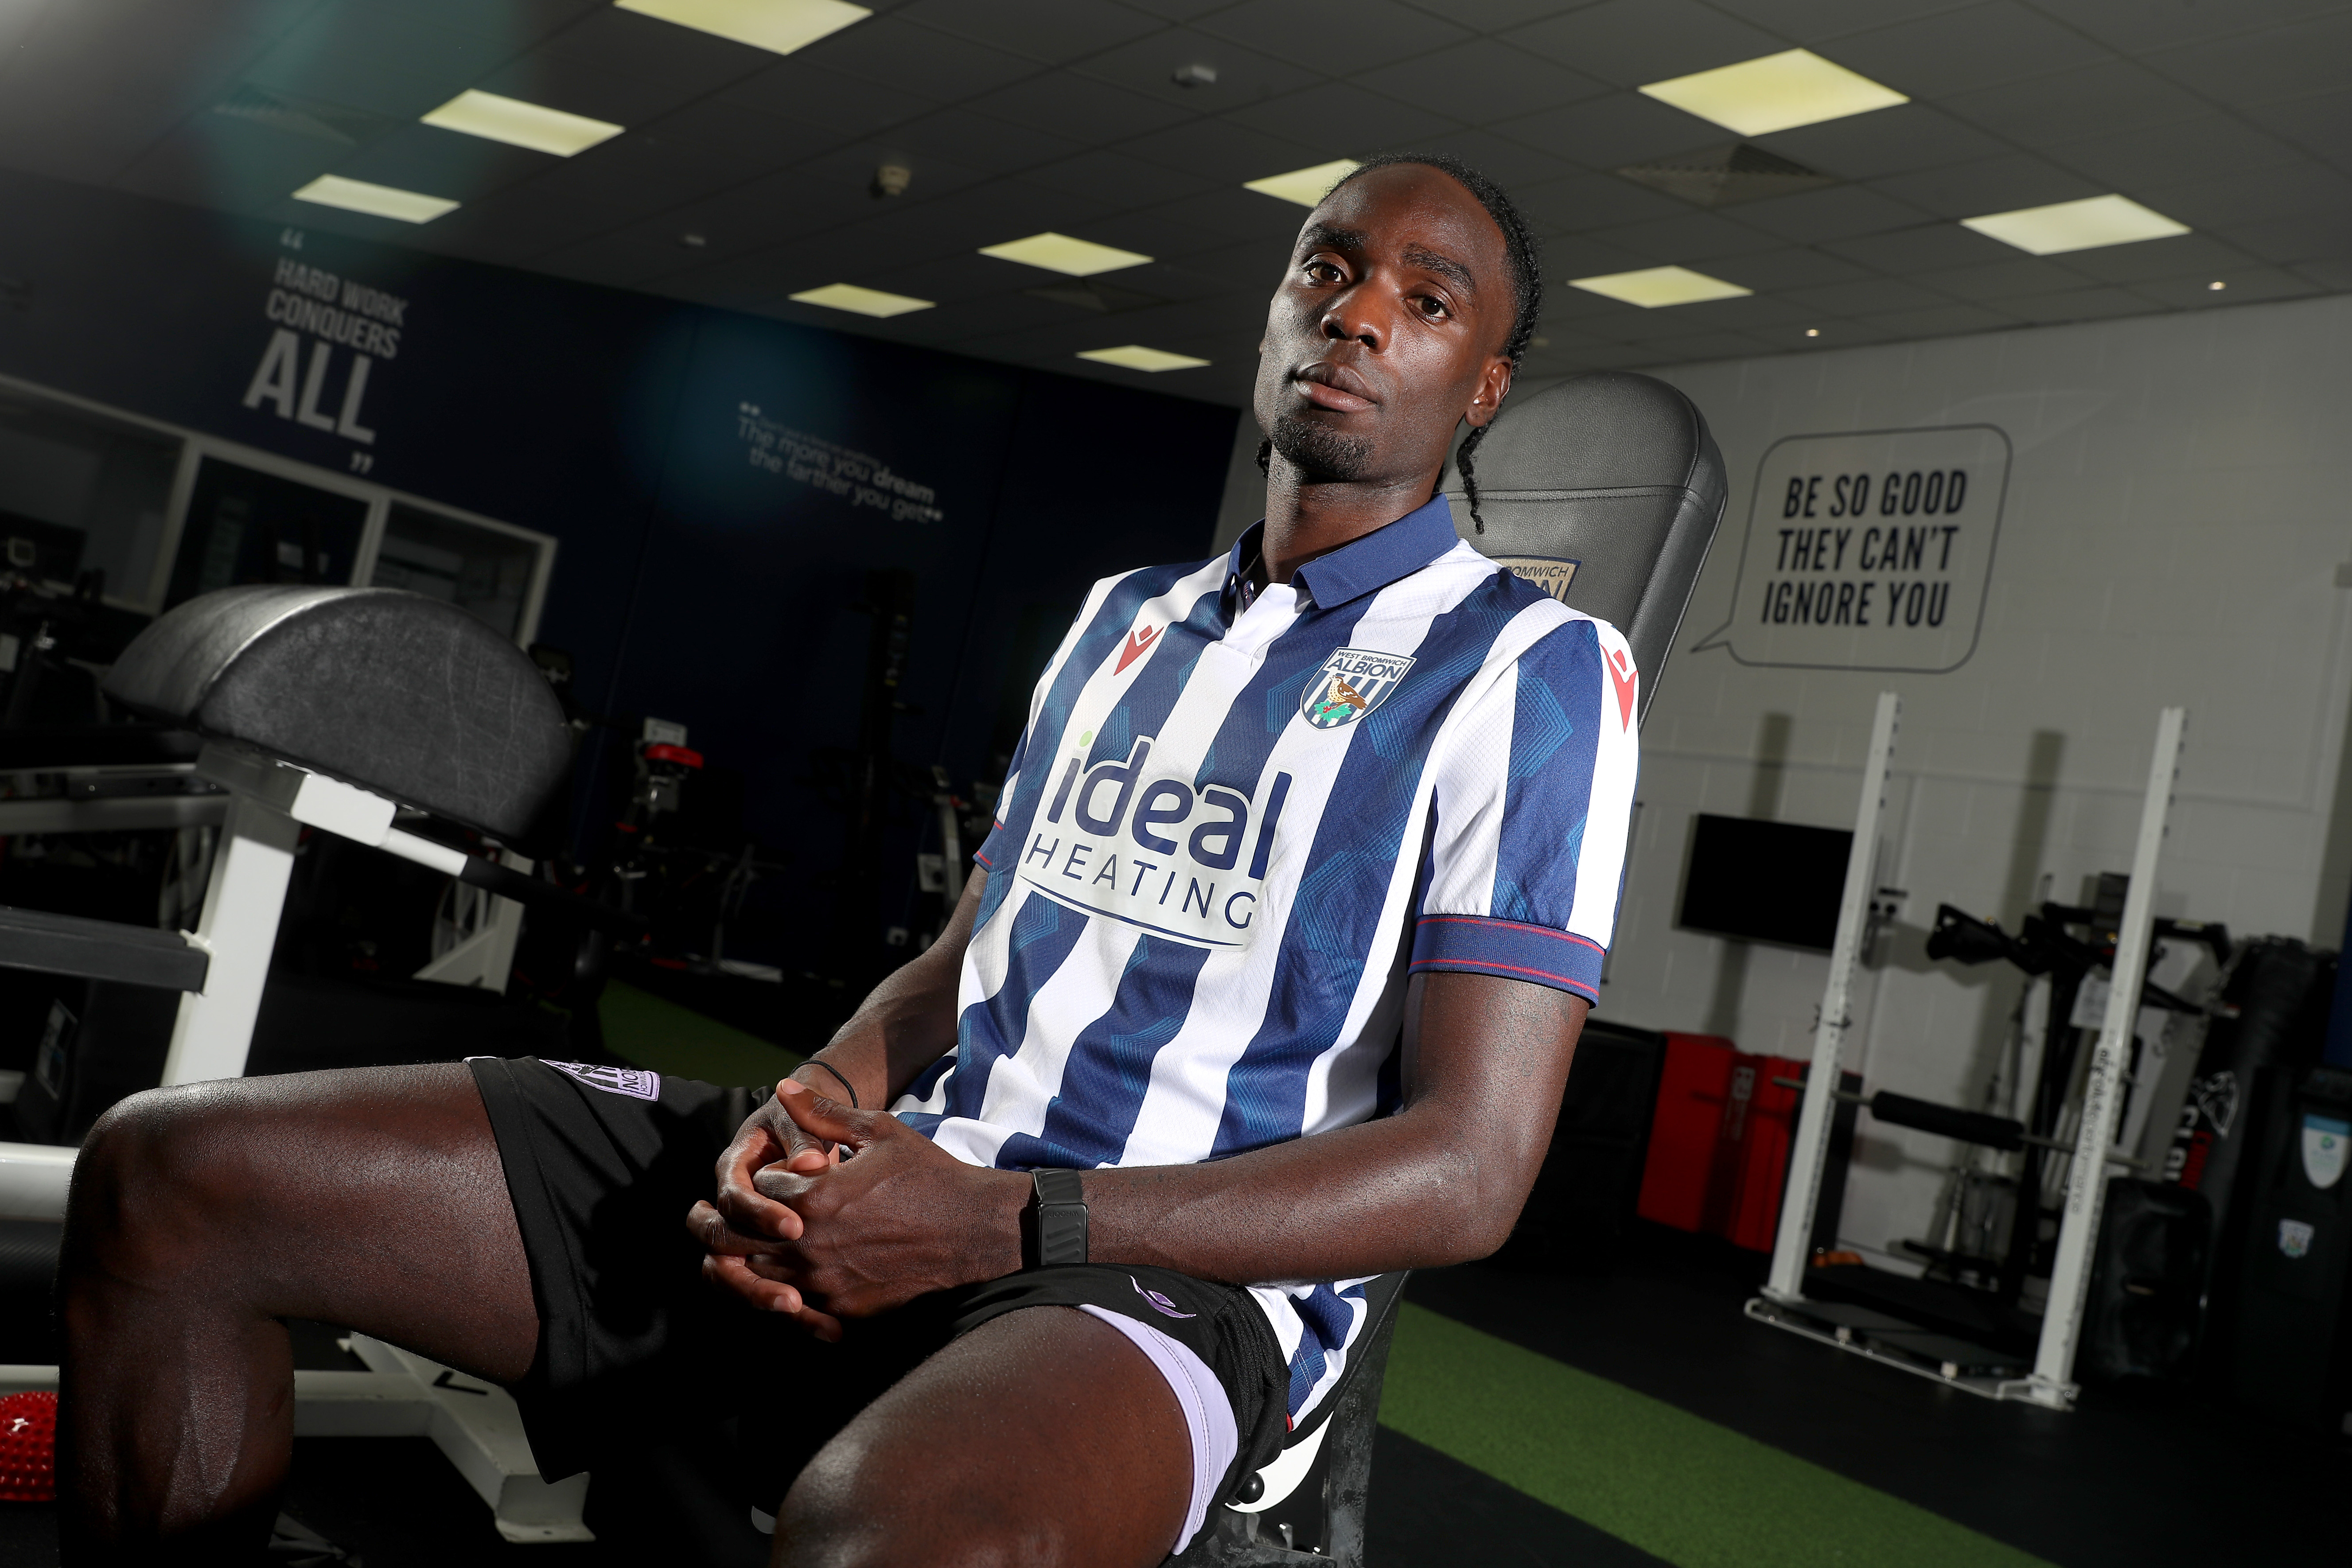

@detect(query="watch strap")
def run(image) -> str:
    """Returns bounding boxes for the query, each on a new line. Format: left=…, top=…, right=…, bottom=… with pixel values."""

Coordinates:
left=1030, top=1168, right=1088, bottom=1268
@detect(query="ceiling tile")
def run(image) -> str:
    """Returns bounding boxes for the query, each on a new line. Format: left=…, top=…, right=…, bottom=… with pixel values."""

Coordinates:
left=2048, top=230, right=2260, bottom=284
left=859, top=106, right=1086, bottom=178
left=1503, top=0, right=1785, bottom=89
left=331, top=123, right=558, bottom=202
left=2239, top=87, right=2352, bottom=175
left=479, top=11, right=781, bottom=126
left=2215, top=209, right=2352, bottom=265
left=244, top=5, right=523, bottom=117
left=789, top=12, right=1045, bottom=101
left=1734, top=184, right=1933, bottom=243
left=1781, top=276, right=1955, bottom=315
left=1908, top=254, right=2096, bottom=300
left=1395, top=0, right=1591, bottom=29
left=1539, top=233, right=1667, bottom=284
left=1016, top=148, right=1221, bottom=211
left=1752, top=104, right=2008, bottom=180
left=1626, top=331, right=1785, bottom=362
left=1705, top=246, right=1874, bottom=290
left=2294, top=259, right=2352, bottom=291
left=1822, top=222, right=2015, bottom=272
left=1857, top=301, right=2019, bottom=335
left=1070, top=27, right=1322, bottom=112
left=1492, top=92, right=1721, bottom=170
left=2129, top=268, right=2319, bottom=308
left=1352, top=38, right=1609, bottom=127
left=1995, top=285, right=2160, bottom=324
left=1940, top=60, right=2212, bottom=146
left=1119, top=115, right=1329, bottom=183
left=1223, top=82, right=1463, bottom=149
left=1702, top=0, right=1979, bottom=42
left=893, top=0, right=1169, bottom=65
left=1586, top=210, right=1787, bottom=264
left=1831, top=3, right=2114, bottom=97
left=717, top=62, right=943, bottom=141
left=1866, top=153, right=2106, bottom=220
left=1128, top=183, right=1306, bottom=249
left=1199, top=0, right=1470, bottom=77
left=968, top=72, right=1195, bottom=144
left=2030, top=0, right=2352, bottom=53
left=2046, top=114, right=2321, bottom=192
left=643, top=96, right=853, bottom=163
left=1511, top=172, right=1692, bottom=234
left=2134, top=164, right=2352, bottom=230
left=2142, top=11, right=2352, bottom=104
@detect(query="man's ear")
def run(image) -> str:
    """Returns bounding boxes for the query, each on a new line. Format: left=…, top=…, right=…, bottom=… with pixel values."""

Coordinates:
left=1462, top=355, right=1515, bottom=430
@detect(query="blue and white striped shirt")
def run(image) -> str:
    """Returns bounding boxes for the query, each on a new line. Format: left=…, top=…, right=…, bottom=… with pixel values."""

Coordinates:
left=895, top=496, right=1640, bottom=1420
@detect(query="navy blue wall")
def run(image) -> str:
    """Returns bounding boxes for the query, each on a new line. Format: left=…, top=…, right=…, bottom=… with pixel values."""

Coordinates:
left=0, top=168, right=1238, bottom=968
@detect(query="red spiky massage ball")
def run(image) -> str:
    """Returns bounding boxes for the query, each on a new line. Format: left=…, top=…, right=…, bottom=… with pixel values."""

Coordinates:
left=0, top=1390, right=57, bottom=1502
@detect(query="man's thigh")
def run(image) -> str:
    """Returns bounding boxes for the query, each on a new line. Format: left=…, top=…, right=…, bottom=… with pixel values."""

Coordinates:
left=778, top=1305, right=1192, bottom=1568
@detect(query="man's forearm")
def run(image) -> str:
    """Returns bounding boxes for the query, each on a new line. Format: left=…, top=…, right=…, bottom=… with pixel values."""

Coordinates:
left=1077, top=1103, right=1540, bottom=1284
left=796, top=872, right=987, bottom=1109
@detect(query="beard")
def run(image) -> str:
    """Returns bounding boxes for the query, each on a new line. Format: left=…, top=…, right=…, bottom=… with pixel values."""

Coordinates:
left=1269, top=410, right=1374, bottom=482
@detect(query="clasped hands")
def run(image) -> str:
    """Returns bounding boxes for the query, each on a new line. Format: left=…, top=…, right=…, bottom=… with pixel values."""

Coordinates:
left=686, top=1079, right=1026, bottom=1339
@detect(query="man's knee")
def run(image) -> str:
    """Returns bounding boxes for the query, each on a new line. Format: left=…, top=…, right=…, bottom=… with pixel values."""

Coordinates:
left=67, top=1083, right=265, bottom=1284
left=774, top=1438, right=1065, bottom=1568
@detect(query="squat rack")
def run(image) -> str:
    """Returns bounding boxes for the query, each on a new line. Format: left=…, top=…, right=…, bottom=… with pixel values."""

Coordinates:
left=1748, top=693, right=2188, bottom=1408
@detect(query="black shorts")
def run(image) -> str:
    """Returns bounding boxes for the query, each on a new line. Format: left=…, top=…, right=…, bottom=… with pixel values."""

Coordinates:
left=466, top=1055, right=1293, bottom=1502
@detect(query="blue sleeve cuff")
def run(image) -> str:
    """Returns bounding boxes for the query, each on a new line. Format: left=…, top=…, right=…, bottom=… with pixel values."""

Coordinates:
left=1408, top=915, right=1604, bottom=1002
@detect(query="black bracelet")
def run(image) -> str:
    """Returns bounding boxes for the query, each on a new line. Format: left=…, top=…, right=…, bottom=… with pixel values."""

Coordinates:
left=1026, top=1168, right=1088, bottom=1268
left=797, top=1058, right=860, bottom=1109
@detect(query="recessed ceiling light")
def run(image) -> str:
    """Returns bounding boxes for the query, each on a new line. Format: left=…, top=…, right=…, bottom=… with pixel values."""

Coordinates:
left=788, top=283, right=933, bottom=318
left=1078, top=346, right=1209, bottom=372
left=2208, top=280, right=2227, bottom=291
left=1640, top=50, right=1906, bottom=136
left=1569, top=266, right=1751, bottom=308
left=615, top=0, right=870, bottom=56
left=979, top=233, right=1153, bottom=277
left=291, top=175, right=459, bottom=223
left=1805, top=327, right=1820, bottom=337
left=1960, top=194, right=2189, bottom=255
left=420, top=89, right=622, bottom=156
left=1243, top=159, right=1362, bottom=207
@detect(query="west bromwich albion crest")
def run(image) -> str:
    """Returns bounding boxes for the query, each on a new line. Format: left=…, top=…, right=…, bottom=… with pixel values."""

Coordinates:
left=1302, top=648, right=1414, bottom=729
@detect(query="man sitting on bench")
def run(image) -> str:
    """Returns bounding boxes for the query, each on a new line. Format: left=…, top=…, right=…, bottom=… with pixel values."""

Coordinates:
left=59, top=152, right=1638, bottom=1568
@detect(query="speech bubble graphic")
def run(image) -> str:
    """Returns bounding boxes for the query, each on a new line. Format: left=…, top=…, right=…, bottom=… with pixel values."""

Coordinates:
left=1692, top=424, right=2011, bottom=673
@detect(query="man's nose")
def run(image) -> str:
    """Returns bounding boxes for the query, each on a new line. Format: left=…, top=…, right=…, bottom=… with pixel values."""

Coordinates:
left=1319, top=288, right=1382, bottom=350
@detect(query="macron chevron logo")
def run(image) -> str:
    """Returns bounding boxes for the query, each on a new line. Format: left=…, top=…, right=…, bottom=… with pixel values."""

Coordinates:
left=1606, top=647, right=1637, bottom=730
left=1116, top=624, right=1160, bottom=674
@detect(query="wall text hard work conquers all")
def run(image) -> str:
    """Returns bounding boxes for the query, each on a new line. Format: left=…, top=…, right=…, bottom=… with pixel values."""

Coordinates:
left=236, top=232, right=405, bottom=473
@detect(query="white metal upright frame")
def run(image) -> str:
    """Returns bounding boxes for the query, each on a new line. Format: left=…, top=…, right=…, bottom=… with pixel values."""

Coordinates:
left=1764, top=690, right=1900, bottom=1303
left=2001, top=705, right=2186, bottom=1408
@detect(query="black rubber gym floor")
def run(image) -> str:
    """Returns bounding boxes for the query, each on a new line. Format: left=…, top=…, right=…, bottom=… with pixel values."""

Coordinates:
left=2, top=1224, right=2342, bottom=1564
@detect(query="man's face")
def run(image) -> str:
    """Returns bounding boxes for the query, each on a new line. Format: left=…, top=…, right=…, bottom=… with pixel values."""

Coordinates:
left=1252, top=163, right=1516, bottom=487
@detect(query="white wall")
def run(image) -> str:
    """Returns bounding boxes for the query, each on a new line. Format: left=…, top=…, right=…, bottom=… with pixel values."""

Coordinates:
left=1612, top=294, right=2352, bottom=1260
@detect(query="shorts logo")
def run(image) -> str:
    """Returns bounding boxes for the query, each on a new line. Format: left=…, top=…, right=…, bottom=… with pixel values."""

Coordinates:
left=1133, top=1276, right=1197, bottom=1319
left=2279, top=1218, right=2316, bottom=1260
left=544, top=1061, right=660, bottom=1101
left=1301, top=648, right=1414, bottom=729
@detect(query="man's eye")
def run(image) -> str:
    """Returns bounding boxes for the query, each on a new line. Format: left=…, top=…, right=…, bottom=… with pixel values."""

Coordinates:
left=1303, top=261, right=1343, bottom=284
left=1417, top=296, right=1451, bottom=319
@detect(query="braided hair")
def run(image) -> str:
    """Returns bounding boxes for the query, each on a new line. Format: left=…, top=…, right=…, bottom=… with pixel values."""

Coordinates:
left=1254, top=153, right=1544, bottom=533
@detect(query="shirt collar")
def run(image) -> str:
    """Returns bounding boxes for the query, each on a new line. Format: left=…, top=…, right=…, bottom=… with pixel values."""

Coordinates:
left=1222, top=494, right=1461, bottom=617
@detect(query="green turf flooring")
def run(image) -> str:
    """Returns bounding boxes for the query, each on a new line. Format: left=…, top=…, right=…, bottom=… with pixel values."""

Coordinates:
left=597, top=978, right=804, bottom=1088
left=1379, top=1303, right=2055, bottom=1568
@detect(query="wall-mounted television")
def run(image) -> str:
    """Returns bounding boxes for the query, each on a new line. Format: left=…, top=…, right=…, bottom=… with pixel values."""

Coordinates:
left=1678, top=814, right=1853, bottom=952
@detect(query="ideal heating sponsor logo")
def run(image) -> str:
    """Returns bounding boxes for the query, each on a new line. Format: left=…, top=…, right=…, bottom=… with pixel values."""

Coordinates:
left=1017, top=736, right=1291, bottom=948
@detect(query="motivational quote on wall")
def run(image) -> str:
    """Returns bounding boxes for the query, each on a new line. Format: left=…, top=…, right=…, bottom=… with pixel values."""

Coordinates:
left=1692, top=423, right=2011, bottom=673
left=736, top=403, right=946, bottom=525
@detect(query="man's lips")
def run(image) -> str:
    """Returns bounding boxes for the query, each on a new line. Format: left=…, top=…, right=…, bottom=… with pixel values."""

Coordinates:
left=1292, top=362, right=1376, bottom=412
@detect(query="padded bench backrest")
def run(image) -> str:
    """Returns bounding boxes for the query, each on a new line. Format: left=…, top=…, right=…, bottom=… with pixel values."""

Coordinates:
left=1442, top=370, right=1727, bottom=720
left=101, top=585, right=569, bottom=841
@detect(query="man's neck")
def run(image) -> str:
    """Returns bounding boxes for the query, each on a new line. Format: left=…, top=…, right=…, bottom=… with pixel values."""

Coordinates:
left=1259, top=459, right=1444, bottom=585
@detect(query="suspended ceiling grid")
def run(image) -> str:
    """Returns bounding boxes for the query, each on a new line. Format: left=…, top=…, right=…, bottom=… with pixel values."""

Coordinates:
left=0, top=0, right=2349, bottom=408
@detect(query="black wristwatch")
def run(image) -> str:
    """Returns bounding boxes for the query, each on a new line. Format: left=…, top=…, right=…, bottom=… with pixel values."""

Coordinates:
left=1026, top=1169, right=1088, bottom=1268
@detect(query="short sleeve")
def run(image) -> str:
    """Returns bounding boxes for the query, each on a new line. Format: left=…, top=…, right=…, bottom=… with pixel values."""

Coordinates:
left=1407, top=616, right=1639, bottom=1003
